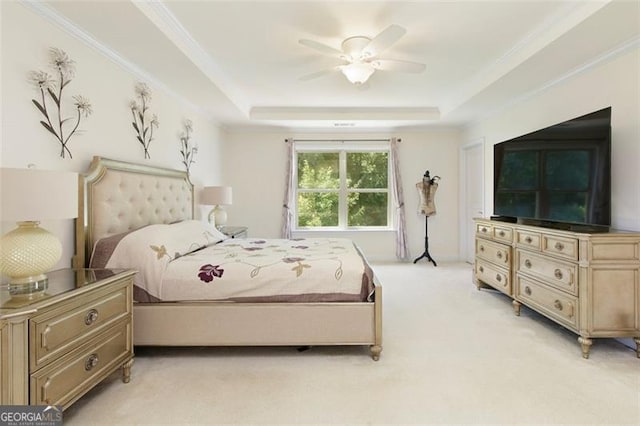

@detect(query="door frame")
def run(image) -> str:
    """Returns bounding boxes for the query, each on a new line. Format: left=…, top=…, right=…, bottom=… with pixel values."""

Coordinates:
left=459, top=138, right=485, bottom=263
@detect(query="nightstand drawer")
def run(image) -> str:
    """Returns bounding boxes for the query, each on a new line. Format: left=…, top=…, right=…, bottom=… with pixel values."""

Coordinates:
left=30, top=280, right=132, bottom=371
left=30, top=321, right=132, bottom=408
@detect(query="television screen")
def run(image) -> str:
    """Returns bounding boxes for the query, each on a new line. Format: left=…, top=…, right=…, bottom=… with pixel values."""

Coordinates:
left=493, top=107, right=611, bottom=229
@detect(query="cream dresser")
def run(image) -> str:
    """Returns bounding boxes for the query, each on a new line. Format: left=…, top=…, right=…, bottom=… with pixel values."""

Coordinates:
left=474, top=218, right=640, bottom=359
left=0, top=268, right=135, bottom=408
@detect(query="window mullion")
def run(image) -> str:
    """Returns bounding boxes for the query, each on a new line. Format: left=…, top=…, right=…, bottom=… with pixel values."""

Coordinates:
left=339, top=151, right=348, bottom=228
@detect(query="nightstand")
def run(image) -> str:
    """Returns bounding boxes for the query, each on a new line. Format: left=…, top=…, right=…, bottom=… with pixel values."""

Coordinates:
left=219, top=226, right=248, bottom=238
left=0, top=268, right=135, bottom=409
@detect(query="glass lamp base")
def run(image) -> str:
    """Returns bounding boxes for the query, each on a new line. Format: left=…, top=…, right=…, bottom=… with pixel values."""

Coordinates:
left=9, top=276, right=48, bottom=299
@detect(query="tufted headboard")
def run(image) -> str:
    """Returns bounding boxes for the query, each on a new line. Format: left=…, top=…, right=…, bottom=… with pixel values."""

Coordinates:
left=75, top=156, right=194, bottom=268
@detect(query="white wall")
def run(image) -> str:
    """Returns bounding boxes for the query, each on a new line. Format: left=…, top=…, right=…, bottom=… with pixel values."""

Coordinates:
left=463, top=47, right=640, bottom=232
left=0, top=2, right=225, bottom=272
left=222, top=129, right=461, bottom=261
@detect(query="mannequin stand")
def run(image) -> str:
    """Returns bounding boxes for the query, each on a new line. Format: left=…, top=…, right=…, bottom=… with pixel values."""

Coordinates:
left=413, top=215, right=437, bottom=266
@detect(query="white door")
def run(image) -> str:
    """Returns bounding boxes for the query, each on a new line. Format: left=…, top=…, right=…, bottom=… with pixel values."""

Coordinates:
left=460, top=140, right=485, bottom=263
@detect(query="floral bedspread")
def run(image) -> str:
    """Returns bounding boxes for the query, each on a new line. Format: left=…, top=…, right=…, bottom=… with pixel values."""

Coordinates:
left=95, top=223, right=374, bottom=303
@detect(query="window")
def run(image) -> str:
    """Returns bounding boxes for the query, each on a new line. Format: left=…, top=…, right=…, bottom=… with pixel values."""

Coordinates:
left=295, top=142, right=390, bottom=230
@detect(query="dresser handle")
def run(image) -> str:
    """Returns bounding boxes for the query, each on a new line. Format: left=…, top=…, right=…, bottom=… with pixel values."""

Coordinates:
left=524, top=259, right=532, bottom=268
left=481, top=227, right=488, bottom=233
left=525, top=236, right=533, bottom=244
left=554, top=242, right=565, bottom=251
left=496, top=252, right=503, bottom=259
left=479, top=245, right=485, bottom=252
left=524, top=286, right=532, bottom=296
left=554, top=269, right=563, bottom=280
left=85, top=309, right=99, bottom=325
left=498, top=231, right=505, bottom=237
left=554, top=300, right=563, bottom=311
left=496, top=274, right=502, bottom=282
left=479, top=266, right=484, bottom=273
left=85, top=353, right=99, bottom=371
left=41, top=378, right=51, bottom=405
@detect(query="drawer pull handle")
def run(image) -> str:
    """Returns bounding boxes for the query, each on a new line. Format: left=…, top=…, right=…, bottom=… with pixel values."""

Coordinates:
left=479, top=266, right=484, bottom=273
left=85, top=309, right=99, bottom=325
left=496, top=274, right=502, bottom=282
left=554, top=242, right=565, bottom=251
left=481, top=227, right=488, bottom=233
left=524, top=259, right=532, bottom=268
left=498, top=231, right=505, bottom=237
left=479, top=245, right=485, bottom=252
left=525, top=236, right=533, bottom=244
left=554, top=300, right=563, bottom=311
left=85, top=353, right=99, bottom=371
left=496, top=252, right=503, bottom=259
left=554, top=269, right=563, bottom=280
left=41, top=378, right=51, bottom=405
left=524, top=286, right=532, bottom=296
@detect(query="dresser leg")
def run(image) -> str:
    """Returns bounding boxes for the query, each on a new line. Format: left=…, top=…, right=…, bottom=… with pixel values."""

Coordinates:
left=122, top=358, right=134, bottom=383
left=512, top=300, right=521, bottom=316
left=634, top=338, right=640, bottom=359
left=578, top=337, right=592, bottom=359
left=370, top=345, right=382, bottom=361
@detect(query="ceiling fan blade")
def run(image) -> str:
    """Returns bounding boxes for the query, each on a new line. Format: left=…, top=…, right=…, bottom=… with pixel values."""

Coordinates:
left=299, top=68, right=339, bottom=81
left=299, top=39, right=344, bottom=57
left=372, top=59, right=426, bottom=73
left=362, top=24, right=406, bottom=58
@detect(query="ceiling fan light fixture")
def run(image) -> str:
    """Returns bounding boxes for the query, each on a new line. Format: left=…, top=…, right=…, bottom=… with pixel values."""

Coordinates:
left=340, top=63, right=375, bottom=84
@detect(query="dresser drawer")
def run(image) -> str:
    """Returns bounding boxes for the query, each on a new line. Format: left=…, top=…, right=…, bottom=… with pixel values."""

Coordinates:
left=515, top=276, right=578, bottom=330
left=30, top=321, right=131, bottom=408
left=516, top=230, right=541, bottom=251
left=516, top=249, right=577, bottom=296
left=475, top=260, right=511, bottom=295
left=542, top=234, right=578, bottom=261
left=476, top=238, right=510, bottom=267
left=30, top=281, right=132, bottom=371
left=492, top=225, right=513, bottom=244
left=476, top=223, right=493, bottom=239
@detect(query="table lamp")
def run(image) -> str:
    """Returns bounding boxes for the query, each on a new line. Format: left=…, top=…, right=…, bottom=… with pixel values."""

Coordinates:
left=201, top=186, right=232, bottom=229
left=0, top=168, right=78, bottom=296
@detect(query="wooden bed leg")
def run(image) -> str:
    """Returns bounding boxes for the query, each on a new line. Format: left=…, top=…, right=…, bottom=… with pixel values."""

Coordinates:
left=122, top=358, right=134, bottom=383
left=370, top=345, right=382, bottom=361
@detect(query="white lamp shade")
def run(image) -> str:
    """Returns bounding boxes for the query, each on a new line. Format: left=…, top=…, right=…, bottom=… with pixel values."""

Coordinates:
left=201, top=186, right=232, bottom=206
left=1, top=168, right=78, bottom=221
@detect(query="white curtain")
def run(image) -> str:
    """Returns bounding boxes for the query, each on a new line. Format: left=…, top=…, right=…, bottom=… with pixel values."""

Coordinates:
left=281, top=138, right=295, bottom=239
left=391, top=137, right=410, bottom=260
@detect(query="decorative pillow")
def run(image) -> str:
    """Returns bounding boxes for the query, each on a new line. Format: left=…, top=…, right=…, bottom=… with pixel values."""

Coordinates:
left=157, top=220, right=227, bottom=258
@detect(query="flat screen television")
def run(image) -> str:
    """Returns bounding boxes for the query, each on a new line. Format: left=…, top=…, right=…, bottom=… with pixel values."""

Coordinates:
left=493, top=107, right=611, bottom=231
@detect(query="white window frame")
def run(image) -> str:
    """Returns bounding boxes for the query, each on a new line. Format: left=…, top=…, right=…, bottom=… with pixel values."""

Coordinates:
left=294, top=141, right=392, bottom=231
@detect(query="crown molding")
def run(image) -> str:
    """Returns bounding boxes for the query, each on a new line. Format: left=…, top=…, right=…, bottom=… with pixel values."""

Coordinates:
left=132, top=1, right=250, bottom=117
left=465, top=35, right=639, bottom=129
left=20, top=0, right=217, bottom=123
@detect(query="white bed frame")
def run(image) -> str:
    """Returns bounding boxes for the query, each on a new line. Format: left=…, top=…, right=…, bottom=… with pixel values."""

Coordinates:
left=74, top=157, right=382, bottom=360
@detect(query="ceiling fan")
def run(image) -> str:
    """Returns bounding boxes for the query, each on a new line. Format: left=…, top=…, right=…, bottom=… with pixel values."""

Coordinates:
left=299, top=24, right=426, bottom=85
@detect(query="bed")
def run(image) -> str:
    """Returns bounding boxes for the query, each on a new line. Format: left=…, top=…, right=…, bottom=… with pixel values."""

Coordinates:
left=74, top=157, right=382, bottom=360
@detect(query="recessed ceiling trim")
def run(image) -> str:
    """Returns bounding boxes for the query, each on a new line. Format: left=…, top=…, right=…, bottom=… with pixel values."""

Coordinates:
left=20, top=0, right=216, bottom=123
left=133, top=1, right=251, bottom=116
left=441, top=0, right=611, bottom=116
left=250, top=107, right=440, bottom=121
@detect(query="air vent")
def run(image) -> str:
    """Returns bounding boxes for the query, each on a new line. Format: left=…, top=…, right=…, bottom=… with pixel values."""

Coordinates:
left=334, top=122, right=356, bottom=127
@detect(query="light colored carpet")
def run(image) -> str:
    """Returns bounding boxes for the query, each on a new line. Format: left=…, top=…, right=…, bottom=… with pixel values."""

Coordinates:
left=64, top=262, right=639, bottom=425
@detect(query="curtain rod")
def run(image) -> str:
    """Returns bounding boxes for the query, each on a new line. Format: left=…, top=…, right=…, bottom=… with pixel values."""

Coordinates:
left=287, top=138, right=399, bottom=143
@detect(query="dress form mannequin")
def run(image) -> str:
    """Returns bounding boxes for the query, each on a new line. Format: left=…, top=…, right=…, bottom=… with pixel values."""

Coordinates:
left=414, top=171, right=440, bottom=266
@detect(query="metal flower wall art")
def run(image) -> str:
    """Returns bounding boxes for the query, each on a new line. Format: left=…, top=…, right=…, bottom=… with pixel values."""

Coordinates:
left=29, top=47, right=93, bottom=159
left=179, top=119, right=198, bottom=177
left=129, top=82, right=158, bottom=159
